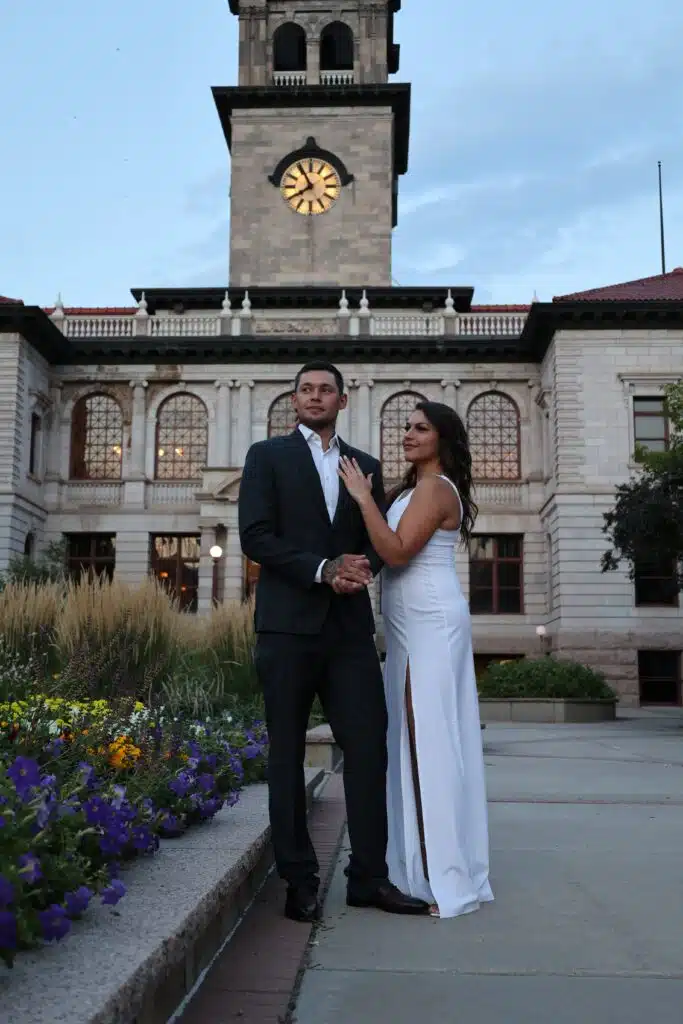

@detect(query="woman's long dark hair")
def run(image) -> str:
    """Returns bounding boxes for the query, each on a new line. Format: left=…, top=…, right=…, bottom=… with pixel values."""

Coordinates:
left=387, top=400, right=478, bottom=543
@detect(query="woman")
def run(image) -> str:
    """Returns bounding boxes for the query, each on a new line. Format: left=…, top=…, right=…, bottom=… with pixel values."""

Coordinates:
left=338, top=401, right=493, bottom=919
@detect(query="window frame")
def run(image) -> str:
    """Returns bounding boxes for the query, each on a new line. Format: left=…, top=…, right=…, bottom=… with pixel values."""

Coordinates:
left=637, top=650, right=681, bottom=706
left=28, top=412, right=42, bottom=477
left=70, top=393, right=123, bottom=481
left=468, top=534, right=524, bottom=615
left=65, top=533, right=116, bottom=581
left=154, top=393, right=208, bottom=482
left=466, top=390, right=522, bottom=482
left=149, top=533, right=201, bottom=613
left=634, top=560, right=680, bottom=608
left=632, top=396, right=669, bottom=456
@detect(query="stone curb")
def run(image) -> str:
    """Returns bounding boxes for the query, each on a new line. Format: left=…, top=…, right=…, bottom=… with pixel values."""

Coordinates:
left=0, top=768, right=325, bottom=1024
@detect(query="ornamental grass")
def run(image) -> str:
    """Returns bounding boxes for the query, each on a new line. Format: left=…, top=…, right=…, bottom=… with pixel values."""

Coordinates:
left=0, top=576, right=259, bottom=706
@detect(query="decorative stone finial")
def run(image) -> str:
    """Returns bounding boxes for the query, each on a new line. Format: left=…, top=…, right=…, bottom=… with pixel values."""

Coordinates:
left=51, top=293, right=65, bottom=320
left=221, top=290, right=232, bottom=315
left=241, top=290, right=252, bottom=316
left=359, top=289, right=370, bottom=318
left=338, top=289, right=350, bottom=316
left=136, top=291, right=148, bottom=316
left=444, top=289, right=456, bottom=316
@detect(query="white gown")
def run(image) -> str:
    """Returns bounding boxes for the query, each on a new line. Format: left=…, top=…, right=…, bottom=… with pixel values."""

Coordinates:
left=382, top=478, right=494, bottom=918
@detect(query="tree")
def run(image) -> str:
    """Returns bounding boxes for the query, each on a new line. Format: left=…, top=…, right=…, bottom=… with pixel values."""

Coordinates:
left=602, top=381, right=683, bottom=599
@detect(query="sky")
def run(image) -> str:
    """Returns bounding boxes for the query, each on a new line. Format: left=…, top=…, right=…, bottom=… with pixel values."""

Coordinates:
left=1, top=0, right=682, bottom=307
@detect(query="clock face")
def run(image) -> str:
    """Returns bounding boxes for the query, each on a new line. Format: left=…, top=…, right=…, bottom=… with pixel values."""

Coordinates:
left=280, top=158, right=342, bottom=215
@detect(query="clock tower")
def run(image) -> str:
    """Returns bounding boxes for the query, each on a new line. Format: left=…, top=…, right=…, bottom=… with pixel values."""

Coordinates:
left=214, top=1, right=411, bottom=288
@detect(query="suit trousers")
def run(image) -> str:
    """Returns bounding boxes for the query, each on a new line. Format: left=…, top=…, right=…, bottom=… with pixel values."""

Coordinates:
left=255, top=602, right=389, bottom=891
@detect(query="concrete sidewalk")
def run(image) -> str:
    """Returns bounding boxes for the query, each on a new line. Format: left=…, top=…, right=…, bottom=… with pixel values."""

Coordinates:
left=294, top=710, right=683, bottom=1024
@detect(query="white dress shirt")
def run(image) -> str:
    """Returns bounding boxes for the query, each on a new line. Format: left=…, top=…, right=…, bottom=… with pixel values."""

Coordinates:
left=298, top=423, right=340, bottom=583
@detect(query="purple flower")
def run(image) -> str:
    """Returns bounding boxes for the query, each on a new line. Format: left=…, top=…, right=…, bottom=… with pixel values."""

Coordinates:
left=39, top=904, right=71, bottom=942
left=64, top=886, right=93, bottom=918
left=169, top=772, right=193, bottom=798
left=99, top=826, right=129, bottom=857
left=0, top=910, right=17, bottom=950
left=18, top=853, right=42, bottom=884
left=197, top=773, right=215, bottom=793
left=8, top=756, right=41, bottom=798
left=158, top=811, right=183, bottom=836
left=132, top=826, right=158, bottom=854
left=83, top=795, right=108, bottom=826
left=78, top=761, right=97, bottom=788
left=44, top=737, right=65, bottom=757
left=0, top=876, right=14, bottom=907
left=101, top=879, right=126, bottom=906
left=111, top=785, right=127, bottom=810
left=242, top=742, right=262, bottom=760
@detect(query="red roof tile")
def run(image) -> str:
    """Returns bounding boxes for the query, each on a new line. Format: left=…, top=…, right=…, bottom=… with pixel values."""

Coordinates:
left=555, top=267, right=683, bottom=302
left=0, top=295, right=23, bottom=304
left=42, top=306, right=137, bottom=315
left=471, top=304, right=530, bottom=312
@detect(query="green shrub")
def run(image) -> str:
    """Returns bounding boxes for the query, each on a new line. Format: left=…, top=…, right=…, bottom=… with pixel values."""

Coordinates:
left=478, top=657, right=617, bottom=700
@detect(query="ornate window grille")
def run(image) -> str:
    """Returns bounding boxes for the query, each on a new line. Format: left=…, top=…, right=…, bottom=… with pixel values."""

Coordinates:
left=155, top=394, right=208, bottom=480
left=70, top=394, right=123, bottom=480
left=380, top=391, right=426, bottom=485
left=467, top=391, right=521, bottom=480
left=267, top=392, right=297, bottom=438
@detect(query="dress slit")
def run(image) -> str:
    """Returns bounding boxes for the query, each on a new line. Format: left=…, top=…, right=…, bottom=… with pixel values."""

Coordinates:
left=404, top=661, right=429, bottom=882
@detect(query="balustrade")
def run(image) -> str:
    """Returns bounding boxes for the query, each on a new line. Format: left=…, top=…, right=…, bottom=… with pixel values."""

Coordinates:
left=58, top=310, right=527, bottom=341
left=273, top=71, right=306, bottom=86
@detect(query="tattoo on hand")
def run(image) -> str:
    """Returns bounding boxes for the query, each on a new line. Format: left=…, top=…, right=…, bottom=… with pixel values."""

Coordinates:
left=322, top=557, right=343, bottom=585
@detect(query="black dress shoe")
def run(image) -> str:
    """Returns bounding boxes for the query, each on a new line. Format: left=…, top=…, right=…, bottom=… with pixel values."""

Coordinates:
left=346, top=880, right=429, bottom=915
left=284, top=884, right=321, bottom=923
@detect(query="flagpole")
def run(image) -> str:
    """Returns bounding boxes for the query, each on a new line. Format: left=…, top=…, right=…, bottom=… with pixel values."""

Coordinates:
left=658, top=161, right=666, bottom=275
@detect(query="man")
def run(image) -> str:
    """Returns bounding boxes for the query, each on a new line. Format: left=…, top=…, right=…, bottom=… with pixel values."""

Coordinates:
left=239, top=360, right=428, bottom=922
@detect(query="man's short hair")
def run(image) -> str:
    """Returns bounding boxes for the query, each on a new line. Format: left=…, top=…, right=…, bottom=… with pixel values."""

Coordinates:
left=294, top=361, right=345, bottom=395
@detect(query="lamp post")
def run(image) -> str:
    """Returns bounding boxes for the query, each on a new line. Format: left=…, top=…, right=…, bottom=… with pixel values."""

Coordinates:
left=535, top=624, right=551, bottom=656
left=210, top=544, right=223, bottom=606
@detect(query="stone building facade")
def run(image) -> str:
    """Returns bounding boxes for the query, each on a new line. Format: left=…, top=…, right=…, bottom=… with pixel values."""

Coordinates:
left=1, top=0, right=682, bottom=706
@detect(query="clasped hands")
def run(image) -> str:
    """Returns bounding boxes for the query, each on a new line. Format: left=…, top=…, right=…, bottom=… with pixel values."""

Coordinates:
left=321, top=553, right=372, bottom=595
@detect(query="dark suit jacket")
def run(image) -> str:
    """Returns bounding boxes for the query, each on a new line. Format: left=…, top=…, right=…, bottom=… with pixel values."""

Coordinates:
left=238, top=428, right=385, bottom=636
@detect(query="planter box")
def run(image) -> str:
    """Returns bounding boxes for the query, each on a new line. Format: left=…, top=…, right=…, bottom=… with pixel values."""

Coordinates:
left=479, top=698, right=617, bottom=724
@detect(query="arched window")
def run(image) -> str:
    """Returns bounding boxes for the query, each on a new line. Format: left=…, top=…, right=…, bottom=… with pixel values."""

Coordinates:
left=273, top=22, right=307, bottom=71
left=380, top=391, right=426, bottom=485
left=467, top=391, right=521, bottom=480
left=24, top=532, right=35, bottom=558
left=267, top=392, right=297, bottom=438
left=70, top=393, right=123, bottom=480
left=155, top=393, right=208, bottom=480
left=320, top=21, right=354, bottom=71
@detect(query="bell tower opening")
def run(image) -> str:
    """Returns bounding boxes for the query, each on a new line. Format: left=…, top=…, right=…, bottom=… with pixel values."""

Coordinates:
left=320, top=22, right=354, bottom=72
left=273, top=23, right=307, bottom=73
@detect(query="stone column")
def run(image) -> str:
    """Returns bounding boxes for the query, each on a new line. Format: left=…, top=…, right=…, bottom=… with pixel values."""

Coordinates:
left=44, top=385, right=63, bottom=481
left=235, top=380, right=254, bottom=466
left=214, top=380, right=232, bottom=467
left=197, top=527, right=216, bottom=615
left=129, top=380, right=148, bottom=479
left=441, top=379, right=460, bottom=412
left=356, top=379, right=373, bottom=452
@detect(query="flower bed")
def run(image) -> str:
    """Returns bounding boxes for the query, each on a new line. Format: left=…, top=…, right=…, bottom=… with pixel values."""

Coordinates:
left=0, top=695, right=268, bottom=967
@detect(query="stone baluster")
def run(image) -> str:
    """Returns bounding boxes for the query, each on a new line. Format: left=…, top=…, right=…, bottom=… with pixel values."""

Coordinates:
left=220, top=291, right=232, bottom=337
left=239, top=291, right=252, bottom=336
